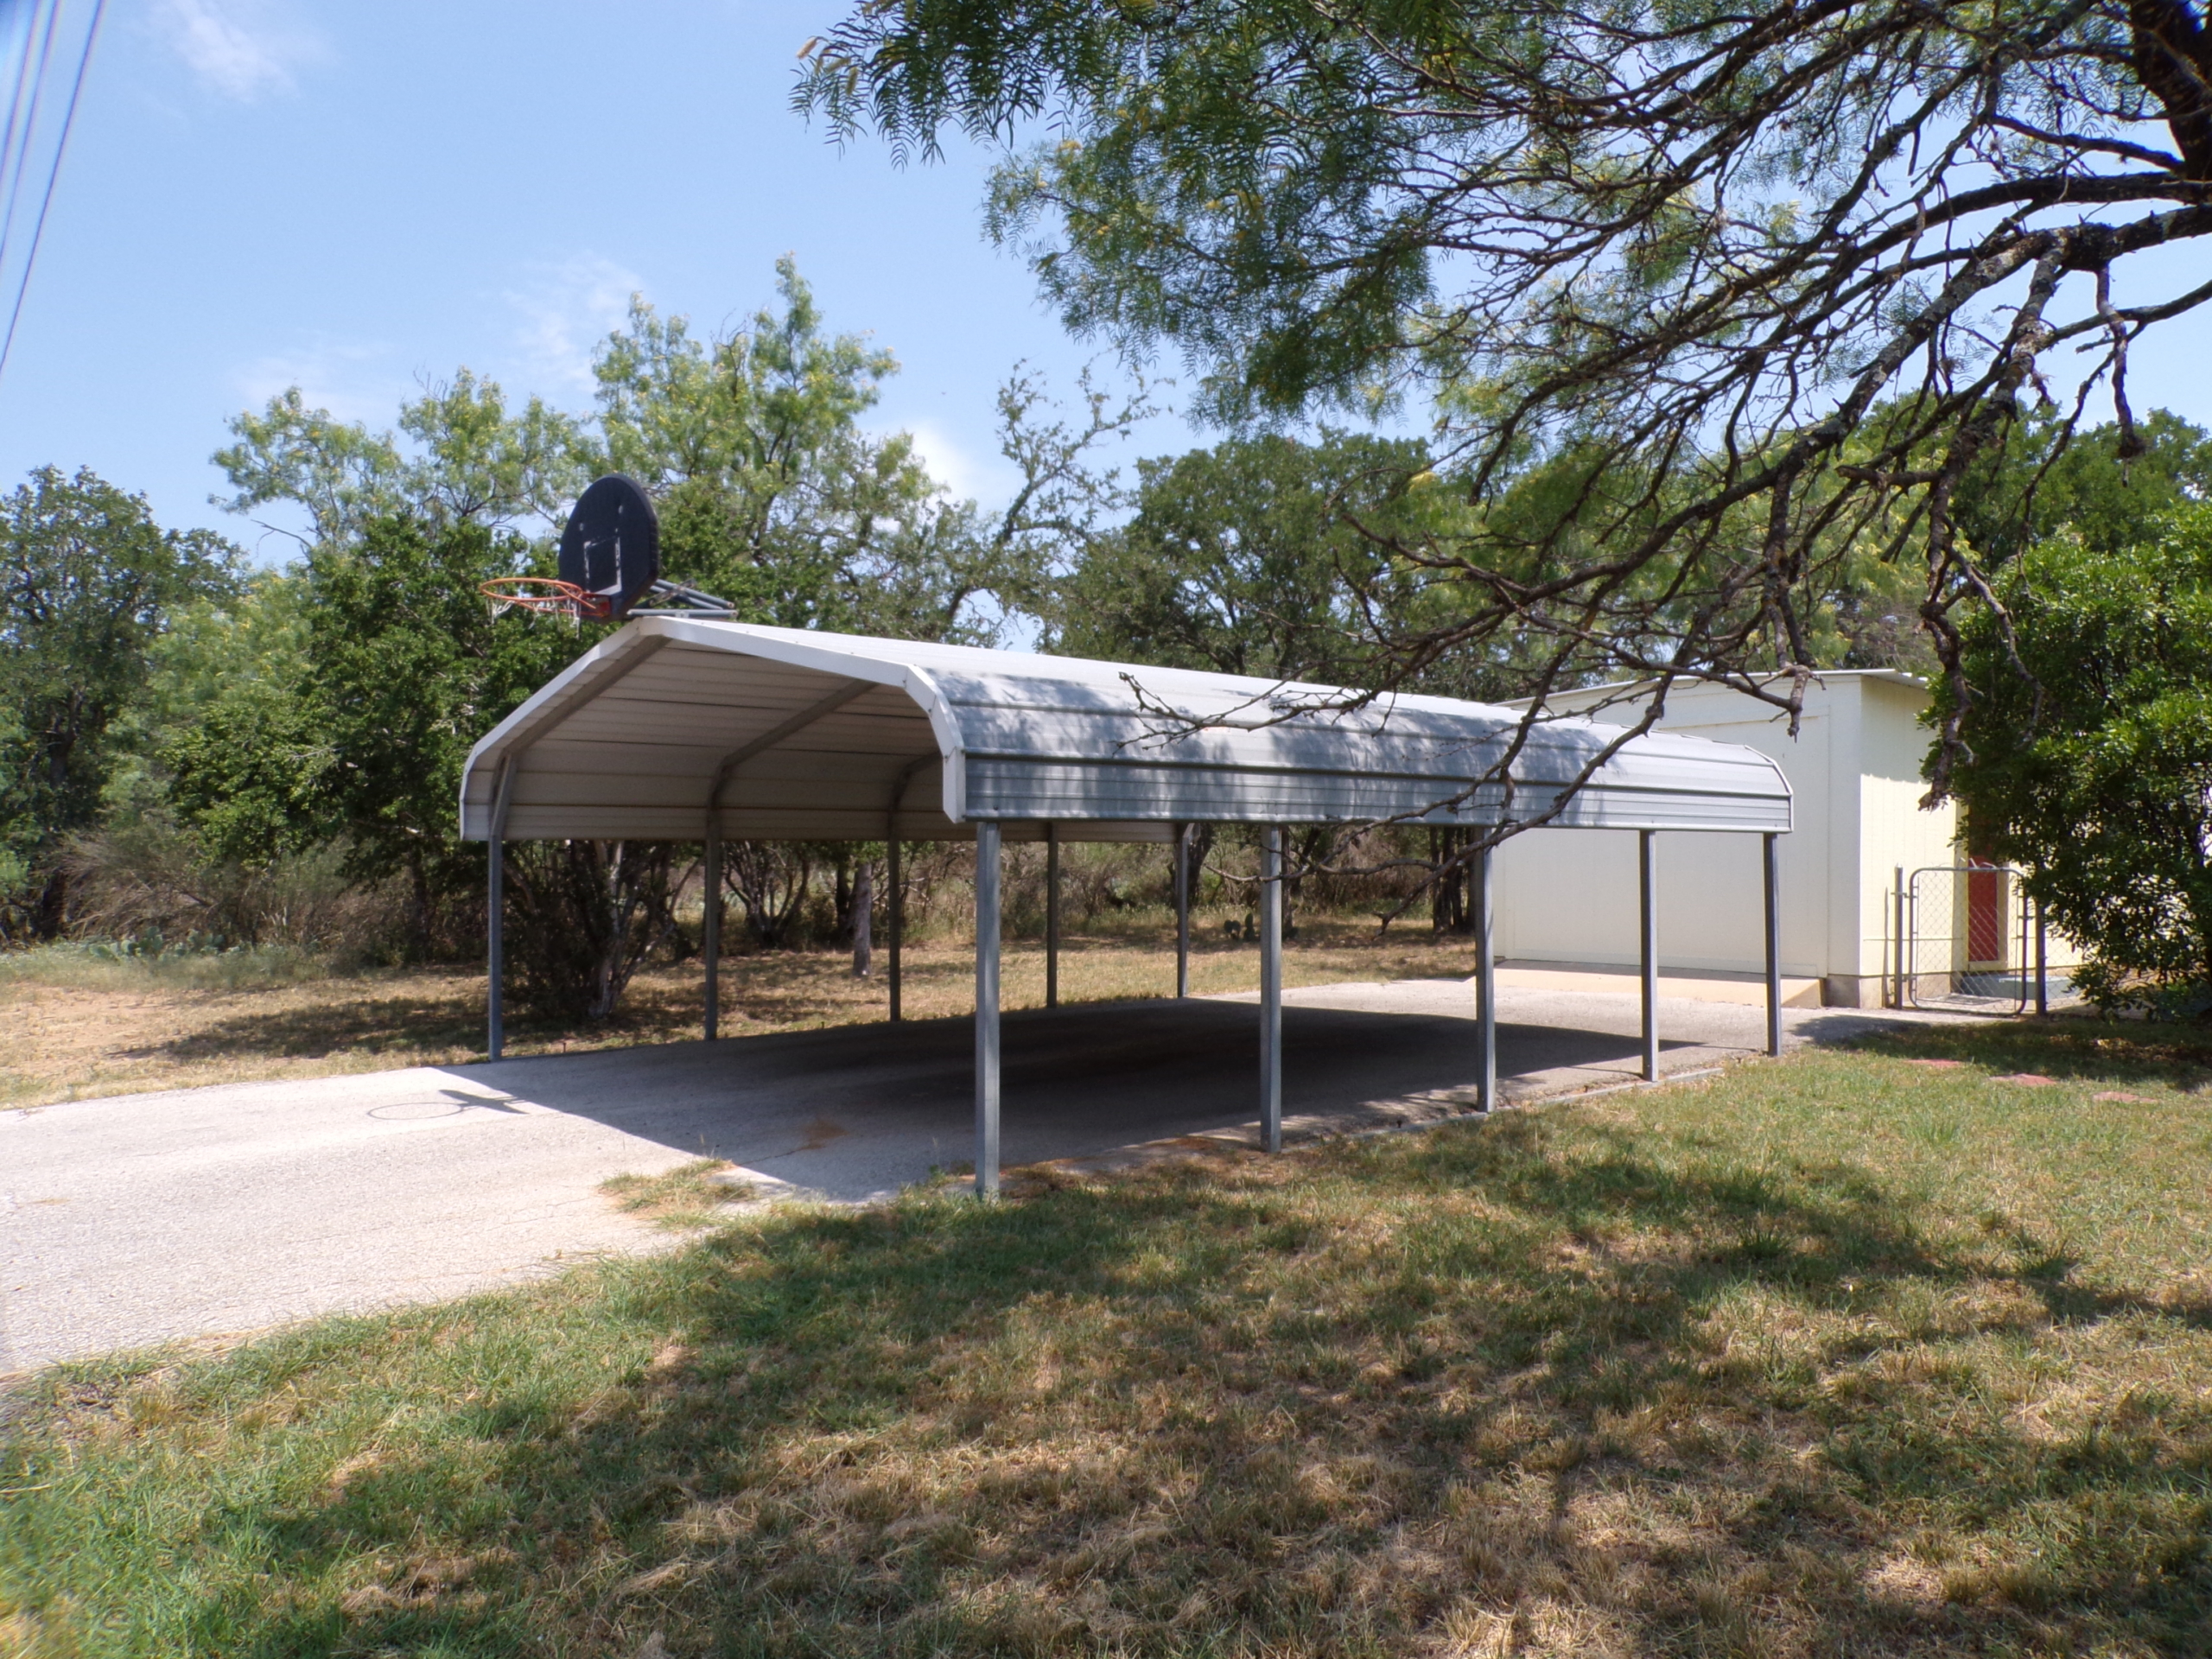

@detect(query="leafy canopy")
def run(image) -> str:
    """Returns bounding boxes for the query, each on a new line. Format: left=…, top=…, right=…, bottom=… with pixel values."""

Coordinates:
left=1052, top=429, right=1440, bottom=687
left=1939, top=502, right=2212, bottom=1011
left=0, top=467, right=237, bottom=937
left=800, top=0, right=2212, bottom=781
left=214, top=259, right=1130, bottom=647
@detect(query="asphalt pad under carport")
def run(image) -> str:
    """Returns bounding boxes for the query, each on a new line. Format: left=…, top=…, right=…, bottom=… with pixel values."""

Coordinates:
left=447, top=988, right=1650, bottom=1196
left=3, top=979, right=1823, bottom=1371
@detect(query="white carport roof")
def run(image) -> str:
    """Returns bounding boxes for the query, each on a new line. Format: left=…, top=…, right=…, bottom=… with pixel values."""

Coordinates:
left=458, top=618, right=1793, bottom=843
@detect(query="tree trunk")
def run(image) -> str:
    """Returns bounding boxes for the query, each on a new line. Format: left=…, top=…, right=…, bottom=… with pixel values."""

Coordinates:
left=851, top=861, right=874, bottom=978
left=31, top=863, right=68, bottom=940
left=407, top=849, right=433, bottom=962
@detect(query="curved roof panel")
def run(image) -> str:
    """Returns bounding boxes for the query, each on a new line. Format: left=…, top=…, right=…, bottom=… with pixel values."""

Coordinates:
left=459, top=619, right=1792, bottom=842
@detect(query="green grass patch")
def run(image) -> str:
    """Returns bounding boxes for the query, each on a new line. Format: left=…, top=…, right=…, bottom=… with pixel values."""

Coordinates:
left=0, top=941, right=329, bottom=995
left=7, top=1020, right=2212, bottom=1656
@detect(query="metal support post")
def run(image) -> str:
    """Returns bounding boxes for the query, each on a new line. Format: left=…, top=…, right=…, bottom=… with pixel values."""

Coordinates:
left=974, top=820, right=1002, bottom=1198
left=487, top=849, right=505, bottom=1058
left=1173, top=822, right=1192, bottom=999
left=1045, top=822, right=1060, bottom=1009
left=703, top=826, right=722, bottom=1040
left=1639, top=830, right=1659, bottom=1082
left=1476, top=842, right=1496, bottom=1111
left=1762, top=831, right=1782, bottom=1058
left=1260, top=825, right=1284, bottom=1153
left=887, top=833, right=903, bottom=1022
left=486, top=757, right=516, bottom=1061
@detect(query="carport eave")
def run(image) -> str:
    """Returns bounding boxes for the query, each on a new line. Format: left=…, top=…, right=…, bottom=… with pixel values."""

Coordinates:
left=460, top=618, right=969, bottom=841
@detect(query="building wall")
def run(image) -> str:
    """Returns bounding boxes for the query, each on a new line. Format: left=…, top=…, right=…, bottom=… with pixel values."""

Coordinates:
left=1854, top=677, right=1966, bottom=1002
left=1490, top=674, right=1960, bottom=1005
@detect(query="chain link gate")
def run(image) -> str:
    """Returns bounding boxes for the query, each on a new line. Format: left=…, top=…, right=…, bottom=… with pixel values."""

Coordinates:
left=1900, top=865, right=2033, bottom=1013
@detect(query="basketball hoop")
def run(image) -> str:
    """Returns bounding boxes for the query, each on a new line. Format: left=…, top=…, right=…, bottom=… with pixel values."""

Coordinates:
left=479, top=577, right=613, bottom=622
left=483, top=476, right=658, bottom=626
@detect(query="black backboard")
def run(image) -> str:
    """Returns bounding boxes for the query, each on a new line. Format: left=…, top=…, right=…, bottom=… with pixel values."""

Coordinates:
left=557, top=475, right=660, bottom=619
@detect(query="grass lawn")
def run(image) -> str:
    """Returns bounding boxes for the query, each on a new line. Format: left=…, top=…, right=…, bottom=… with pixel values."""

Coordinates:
left=0, top=914, right=1475, bottom=1110
left=7, top=1019, right=2212, bottom=1656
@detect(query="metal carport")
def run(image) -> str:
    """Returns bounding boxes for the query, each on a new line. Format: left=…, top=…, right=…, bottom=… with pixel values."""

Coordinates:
left=461, top=619, right=1794, bottom=1193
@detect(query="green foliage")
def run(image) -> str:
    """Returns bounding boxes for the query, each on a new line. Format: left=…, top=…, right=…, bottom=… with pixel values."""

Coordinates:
left=1053, top=430, right=1433, bottom=684
left=799, top=0, right=2212, bottom=732
left=168, top=516, right=578, bottom=957
left=1938, top=505, right=2212, bottom=1012
left=216, top=260, right=1077, bottom=648
left=215, top=371, right=583, bottom=547
left=505, top=838, right=688, bottom=1023
left=110, top=573, right=315, bottom=862
left=0, top=467, right=238, bottom=938
left=1956, top=410, right=2212, bottom=569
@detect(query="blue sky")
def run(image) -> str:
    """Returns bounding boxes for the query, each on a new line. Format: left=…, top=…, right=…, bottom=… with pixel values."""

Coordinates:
left=0, top=0, right=1198, bottom=559
left=1, top=0, right=2209, bottom=565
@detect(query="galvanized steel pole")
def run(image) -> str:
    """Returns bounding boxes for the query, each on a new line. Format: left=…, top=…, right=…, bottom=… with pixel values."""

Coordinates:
left=975, top=820, right=1002, bottom=1198
left=1639, top=830, right=1658, bottom=1082
left=486, top=756, right=515, bottom=1061
left=1762, top=831, right=1781, bottom=1058
left=1260, top=825, right=1283, bottom=1154
left=1476, top=842, right=1496, bottom=1111
left=1045, top=822, right=1060, bottom=1009
left=703, top=826, right=721, bottom=1041
left=486, top=849, right=505, bottom=1059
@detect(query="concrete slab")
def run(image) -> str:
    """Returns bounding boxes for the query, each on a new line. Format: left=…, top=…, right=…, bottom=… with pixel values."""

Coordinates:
left=1492, top=959, right=1826, bottom=1008
left=1, top=980, right=1944, bottom=1372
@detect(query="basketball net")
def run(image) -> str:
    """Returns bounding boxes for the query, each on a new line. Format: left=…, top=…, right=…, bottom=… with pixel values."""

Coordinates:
left=479, top=577, right=613, bottom=625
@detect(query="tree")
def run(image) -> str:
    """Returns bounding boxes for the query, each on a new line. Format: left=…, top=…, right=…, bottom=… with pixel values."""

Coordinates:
left=1956, top=409, right=2212, bottom=569
left=169, top=517, right=573, bottom=946
left=0, top=467, right=237, bottom=937
left=584, top=270, right=1150, bottom=643
left=800, top=0, right=2212, bottom=786
left=216, top=372, right=584, bottom=551
left=215, top=260, right=1108, bottom=646
left=1052, top=429, right=1434, bottom=684
left=1936, top=505, right=2212, bottom=1012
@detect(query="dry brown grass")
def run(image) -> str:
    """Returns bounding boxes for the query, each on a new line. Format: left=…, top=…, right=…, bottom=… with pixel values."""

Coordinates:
left=600, top=1160, right=753, bottom=1230
left=1, top=917, right=1477, bottom=1109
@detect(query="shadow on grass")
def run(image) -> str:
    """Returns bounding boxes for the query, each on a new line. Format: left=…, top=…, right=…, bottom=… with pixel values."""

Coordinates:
left=118, top=977, right=709, bottom=1065
left=47, top=1104, right=2195, bottom=1658
left=119, top=988, right=489, bottom=1063
left=1849, top=1014, right=2212, bottom=1090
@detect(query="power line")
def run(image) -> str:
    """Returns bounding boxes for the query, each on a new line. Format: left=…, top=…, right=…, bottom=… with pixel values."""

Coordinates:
left=0, top=0, right=102, bottom=389
left=0, top=0, right=67, bottom=302
left=0, top=0, right=56, bottom=247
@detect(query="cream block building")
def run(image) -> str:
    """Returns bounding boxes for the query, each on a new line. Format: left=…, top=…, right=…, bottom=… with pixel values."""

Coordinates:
left=1493, top=671, right=1960, bottom=1007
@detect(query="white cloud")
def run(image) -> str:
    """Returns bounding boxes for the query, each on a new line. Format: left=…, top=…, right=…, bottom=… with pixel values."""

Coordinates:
left=504, top=254, right=645, bottom=396
left=156, top=0, right=323, bottom=101
left=895, top=419, right=1020, bottom=505
left=232, top=336, right=397, bottom=423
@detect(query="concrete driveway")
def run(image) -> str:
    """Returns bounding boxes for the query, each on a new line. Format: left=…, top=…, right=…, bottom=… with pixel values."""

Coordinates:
left=2, top=980, right=1911, bottom=1371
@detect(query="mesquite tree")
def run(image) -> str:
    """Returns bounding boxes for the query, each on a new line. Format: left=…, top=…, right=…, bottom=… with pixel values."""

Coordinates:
left=800, top=0, right=2212, bottom=802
